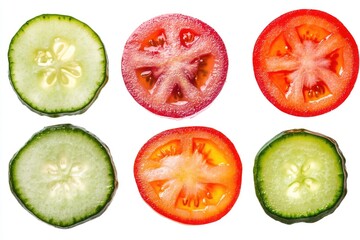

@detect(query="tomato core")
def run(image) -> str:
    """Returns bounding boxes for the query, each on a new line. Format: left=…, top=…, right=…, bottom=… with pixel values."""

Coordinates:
left=268, top=24, right=345, bottom=103
left=148, top=139, right=229, bottom=211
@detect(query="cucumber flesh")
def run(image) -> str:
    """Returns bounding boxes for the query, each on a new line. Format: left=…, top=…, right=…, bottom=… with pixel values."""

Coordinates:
left=8, top=14, right=107, bottom=117
left=9, top=124, right=117, bottom=228
left=253, top=129, right=347, bottom=224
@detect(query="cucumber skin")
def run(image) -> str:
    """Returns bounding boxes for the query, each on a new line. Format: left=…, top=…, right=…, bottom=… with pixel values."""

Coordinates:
left=253, top=129, right=347, bottom=224
left=8, top=14, right=108, bottom=117
left=9, top=124, right=118, bottom=228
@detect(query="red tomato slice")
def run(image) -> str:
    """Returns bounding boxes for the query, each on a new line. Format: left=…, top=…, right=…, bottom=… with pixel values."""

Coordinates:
left=134, top=126, right=242, bottom=224
left=253, top=9, right=359, bottom=117
left=121, top=14, right=228, bottom=118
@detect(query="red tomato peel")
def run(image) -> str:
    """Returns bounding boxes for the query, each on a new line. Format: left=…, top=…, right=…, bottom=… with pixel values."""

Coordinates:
left=253, top=9, right=359, bottom=117
left=122, top=14, right=228, bottom=118
left=134, top=126, right=242, bottom=224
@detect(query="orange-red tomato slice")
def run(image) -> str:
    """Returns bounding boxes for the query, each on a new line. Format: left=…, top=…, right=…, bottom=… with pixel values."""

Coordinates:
left=134, top=126, right=242, bottom=224
left=121, top=14, right=228, bottom=118
left=253, top=9, right=359, bottom=116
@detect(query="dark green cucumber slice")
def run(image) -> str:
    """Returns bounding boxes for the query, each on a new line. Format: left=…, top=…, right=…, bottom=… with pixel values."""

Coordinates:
left=253, top=129, right=347, bottom=224
left=9, top=124, right=117, bottom=228
left=8, top=14, right=107, bottom=117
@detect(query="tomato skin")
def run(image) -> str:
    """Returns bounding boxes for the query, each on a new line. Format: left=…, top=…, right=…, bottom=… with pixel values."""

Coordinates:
left=122, top=14, right=228, bottom=118
left=134, top=126, right=242, bottom=224
left=253, top=9, right=359, bottom=117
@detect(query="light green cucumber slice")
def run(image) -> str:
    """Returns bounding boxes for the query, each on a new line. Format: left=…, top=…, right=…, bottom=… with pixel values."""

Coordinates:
left=8, top=14, right=107, bottom=117
left=253, top=129, right=347, bottom=224
left=9, top=124, right=117, bottom=228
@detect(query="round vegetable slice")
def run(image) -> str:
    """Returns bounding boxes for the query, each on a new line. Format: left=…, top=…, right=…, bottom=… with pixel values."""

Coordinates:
left=134, top=126, right=242, bottom=224
left=121, top=14, right=228, bottom=118
left=253, top=129, right=347, bottom=224
left=9, top=124, right=117, bottom=228
left=8, top=14, right=108, bottom=117
left=253, top=9, right=359, bottom=116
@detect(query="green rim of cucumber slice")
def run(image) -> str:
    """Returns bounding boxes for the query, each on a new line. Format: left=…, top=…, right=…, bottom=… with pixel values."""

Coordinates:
left=8, top=14, right=108, bottom=117
left=9, top=124, right=118, bottom=228
left=253, top=129, right=347, bottom=224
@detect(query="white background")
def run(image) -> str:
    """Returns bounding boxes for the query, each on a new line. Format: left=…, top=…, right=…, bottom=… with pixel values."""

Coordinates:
left=1, top=0, right=359, bottom=239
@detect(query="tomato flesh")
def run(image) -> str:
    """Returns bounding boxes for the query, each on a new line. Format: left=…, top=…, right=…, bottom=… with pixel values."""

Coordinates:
left=180, top=28, right=199, bottom=47
left=140, top=29, right=167, bottom=51
left=253, top=9, right=359, bottom=116
left=134, top=127, right=242, bottom=224
left=122, top=14, right=228, bottom=118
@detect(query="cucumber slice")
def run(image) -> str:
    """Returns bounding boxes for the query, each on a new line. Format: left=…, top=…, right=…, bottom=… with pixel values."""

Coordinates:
left=253, top=129, right=347, bottom=224
left=9, top=124, right=117, bottom=228
left=8, top=14, right=107, bottom=117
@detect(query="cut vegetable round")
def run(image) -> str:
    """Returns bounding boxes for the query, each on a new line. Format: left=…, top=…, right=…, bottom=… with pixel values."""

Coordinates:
left=253, top=129, right=347, bottom=224
left=9, top=124, right=117, bottom=228
left=253, top=9, right=359, bottom=116
left=134, top=126, right=242, bottom=224
left=121, top=14, right=228, bottom=118
left=8, top=14, right=108, bottom=117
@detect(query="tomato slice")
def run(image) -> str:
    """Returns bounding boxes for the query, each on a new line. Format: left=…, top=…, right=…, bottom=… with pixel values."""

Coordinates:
left=134, top=126, right=242, bottom=224
left=253, top=9, right=359, bottom=116
left=122, top=14, right=228, bottom=118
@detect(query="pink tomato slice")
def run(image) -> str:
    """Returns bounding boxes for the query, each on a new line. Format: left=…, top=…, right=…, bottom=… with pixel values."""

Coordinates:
left=122, top=14, right=228, bottom=118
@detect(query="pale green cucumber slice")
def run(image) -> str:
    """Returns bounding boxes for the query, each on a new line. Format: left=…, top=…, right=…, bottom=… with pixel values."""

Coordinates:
left=253, top=129, right=347, bottom=224
left=8, top=14, right=107, bottom=117
left=9, top=124, right=117, bottom=228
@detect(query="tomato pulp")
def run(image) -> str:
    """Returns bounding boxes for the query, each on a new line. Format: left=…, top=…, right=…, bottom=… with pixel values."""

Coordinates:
left=134, top=126, right=242, bottom=224
left=253, top=9, right=359, bottom=116
left=122, top=14, right=228, bottom=118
